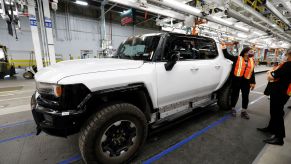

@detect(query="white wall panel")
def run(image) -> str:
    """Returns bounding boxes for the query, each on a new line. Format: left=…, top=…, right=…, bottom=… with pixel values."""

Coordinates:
left=0, top=13, right=159, bottom=66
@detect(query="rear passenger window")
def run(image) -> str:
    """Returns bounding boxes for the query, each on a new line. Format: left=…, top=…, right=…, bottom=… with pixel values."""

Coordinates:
left=195, top=38, right=218, bottom=59
left=162, top=36, right=218, bottom=61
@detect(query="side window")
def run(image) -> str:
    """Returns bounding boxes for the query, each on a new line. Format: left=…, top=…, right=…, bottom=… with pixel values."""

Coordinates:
left=162, top=36, right=218, bottom=61
left=162, top=37, right=198, bottom=61
left=0, top=48, right=7, bottom=62
left=194, top=38, right=218, bottom=59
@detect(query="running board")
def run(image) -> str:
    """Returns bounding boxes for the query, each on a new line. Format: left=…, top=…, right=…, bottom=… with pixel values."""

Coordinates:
left=151, top=100, right=217, bottom=129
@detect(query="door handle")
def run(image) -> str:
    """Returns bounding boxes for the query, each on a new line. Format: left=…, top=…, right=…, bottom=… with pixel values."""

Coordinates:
left=190, top=67, right=199, bottom=71
left=214, top=65, right=221, bottom=69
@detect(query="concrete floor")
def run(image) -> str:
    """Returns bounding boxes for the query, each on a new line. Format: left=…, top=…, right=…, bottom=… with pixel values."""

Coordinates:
left=254, top=111, right=291, bottom=164
left=0, top=73, right=290, bottom=164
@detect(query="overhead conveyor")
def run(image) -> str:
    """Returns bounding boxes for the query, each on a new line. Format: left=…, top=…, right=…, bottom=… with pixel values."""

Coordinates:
left=148, top=0, right=251, bottom=33
left=107, top=0, right=291, bottom=46
left=229, top=0, right=291, bottom=42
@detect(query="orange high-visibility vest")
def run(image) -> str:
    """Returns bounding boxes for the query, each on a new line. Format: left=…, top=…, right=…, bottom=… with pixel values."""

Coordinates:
left=287, top=83, right=291, bottom=96
left=271, top=62, right=291, bottom=96
left=234, top=56, right=255, bottom=79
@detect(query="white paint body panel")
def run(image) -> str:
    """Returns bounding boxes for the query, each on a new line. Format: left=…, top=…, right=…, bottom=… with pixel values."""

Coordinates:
left=156, top=57, right=223, bottom=108
left=214, top=42, right=233, bottom=90
left=34, top=41, right=232, bottom=110
left=35, top=58, right=144, bottom=83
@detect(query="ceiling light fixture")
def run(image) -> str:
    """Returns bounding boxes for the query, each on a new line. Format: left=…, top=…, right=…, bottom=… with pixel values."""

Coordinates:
left=253, top=31, right=264, bottom=36
left=212, top=16, right=233, bottom=26
left=237, top=32, right=248, bottom=38
left=161, top=27, right=186, bottom=34
left=75, top=0, right=88, bottom=6
left=234, top=24, right=249, bottom=32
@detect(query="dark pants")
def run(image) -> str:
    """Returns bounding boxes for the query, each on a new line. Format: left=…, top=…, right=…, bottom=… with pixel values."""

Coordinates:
left=268, top=92, right=290, bottom=138
left=231, top=78, right=250, bottom=109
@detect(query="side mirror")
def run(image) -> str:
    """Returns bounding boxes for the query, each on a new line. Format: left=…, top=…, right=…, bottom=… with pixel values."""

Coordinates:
left=165, top=51, right=179, bottom=71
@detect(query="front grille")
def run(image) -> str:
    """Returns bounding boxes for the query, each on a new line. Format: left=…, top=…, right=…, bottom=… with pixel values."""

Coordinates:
left=61, top=84, right=90, bottom=110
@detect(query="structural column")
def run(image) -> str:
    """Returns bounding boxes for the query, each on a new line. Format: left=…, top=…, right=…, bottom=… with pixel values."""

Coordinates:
left=42, top=0, right=56, bottom=64
left=100, top=0, right=108, bottom=50
left=27, top=0, right=44, bottom=69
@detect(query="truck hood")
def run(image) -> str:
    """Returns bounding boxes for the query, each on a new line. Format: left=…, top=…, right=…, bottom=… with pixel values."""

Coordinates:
left=35, top=58, right=144, bottom=84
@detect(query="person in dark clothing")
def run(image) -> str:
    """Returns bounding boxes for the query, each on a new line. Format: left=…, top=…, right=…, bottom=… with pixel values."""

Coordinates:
left=257, top=49, right=291, bottom=145
left=221, top=43, right=256, bottom=119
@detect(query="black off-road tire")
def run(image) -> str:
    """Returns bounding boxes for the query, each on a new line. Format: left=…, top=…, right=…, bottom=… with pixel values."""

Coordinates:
left=0, top=73, right=5, bottom=79
left=10, top=66, right=16, bottom=77
left=217, top=81, right=232, bottom=111
left=79, top=103, right=148, bottom=164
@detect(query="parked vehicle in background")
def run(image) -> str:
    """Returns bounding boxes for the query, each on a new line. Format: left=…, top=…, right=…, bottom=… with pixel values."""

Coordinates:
left=0, top=45, right=16, bottom=79
left=23, top=52, right=38, bottom=79
left=23, top=65, right=37, bottom=79
left=31, top=33, right=233, bottom=163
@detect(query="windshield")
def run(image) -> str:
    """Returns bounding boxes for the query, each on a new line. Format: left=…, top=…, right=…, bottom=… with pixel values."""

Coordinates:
left=114, top=35, right=161, bottom=61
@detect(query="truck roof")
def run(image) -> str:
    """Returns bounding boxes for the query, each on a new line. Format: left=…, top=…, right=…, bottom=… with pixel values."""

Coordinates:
left=133, top=32, right=216, bottom=40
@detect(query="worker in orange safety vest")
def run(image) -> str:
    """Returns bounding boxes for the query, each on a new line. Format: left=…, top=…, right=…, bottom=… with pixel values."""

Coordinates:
left=257, top=48, right=291, bottom=145
left=221, top=43, right=256, bottom=120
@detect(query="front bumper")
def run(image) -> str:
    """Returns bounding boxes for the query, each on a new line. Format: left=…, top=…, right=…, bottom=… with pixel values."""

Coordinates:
left=31, top=93, right=87, bottom=137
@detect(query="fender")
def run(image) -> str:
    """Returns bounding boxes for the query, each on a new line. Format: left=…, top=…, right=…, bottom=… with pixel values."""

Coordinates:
left=84, top=83, right=155, bottom=121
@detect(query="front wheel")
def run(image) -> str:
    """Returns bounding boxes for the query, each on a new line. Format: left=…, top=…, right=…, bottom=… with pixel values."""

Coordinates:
left=79, top=103, right=148, bottom=164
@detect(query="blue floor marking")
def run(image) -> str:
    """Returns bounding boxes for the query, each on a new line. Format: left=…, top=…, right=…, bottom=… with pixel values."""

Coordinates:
left=143, top=114, right=231, bottom=164
left=58, top=154, right=82, bottom=164
left=0, top=132, right=35, bottom=144
left=0, top=120, right=33, bottom=129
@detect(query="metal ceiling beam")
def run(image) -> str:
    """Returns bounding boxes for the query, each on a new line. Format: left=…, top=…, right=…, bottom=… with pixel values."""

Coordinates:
left=108, top=0, right=186, bottom=20
left=265, top=0, right=291, bottom=28
left=229, top=0, right=291, bottom=41
left=104, top=3, right=117, bottom=15
left=277, top=0, right=291, bottom=17
left=148, top=0, right=250, bottom=33
left=225, top=8, right=291, bottom=42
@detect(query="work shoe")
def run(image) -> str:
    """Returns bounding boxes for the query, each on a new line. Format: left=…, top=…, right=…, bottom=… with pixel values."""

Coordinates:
left=257, top=127, right=271, bottom=133
left=263, top=135, right=276, bottom=142
left=231, top=109, right=236, bottom=117
left=264, top=136, right=284, bottom=146
left=241, top=111, right=250, bottom=120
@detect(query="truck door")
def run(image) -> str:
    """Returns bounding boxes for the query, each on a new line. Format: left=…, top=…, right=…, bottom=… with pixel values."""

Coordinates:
left=155, top=35, right=222, bottom=109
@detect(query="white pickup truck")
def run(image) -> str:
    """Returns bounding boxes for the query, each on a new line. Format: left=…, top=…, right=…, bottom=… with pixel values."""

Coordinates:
left=31, top=33, right=232, bottom=164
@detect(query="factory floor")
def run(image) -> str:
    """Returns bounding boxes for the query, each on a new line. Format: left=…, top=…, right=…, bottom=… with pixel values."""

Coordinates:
left=0, top=72, right=290, bottom=164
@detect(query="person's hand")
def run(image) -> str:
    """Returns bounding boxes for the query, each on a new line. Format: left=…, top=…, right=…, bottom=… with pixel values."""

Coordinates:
left=267, top=71, right=275, bottom=81
left=250, top=84, right=256, bottom=90
left=220, top=41, right=226, bottom=49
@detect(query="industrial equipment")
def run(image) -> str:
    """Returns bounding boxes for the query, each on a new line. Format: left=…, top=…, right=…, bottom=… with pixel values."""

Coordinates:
left=0, top=45, right=16, bottom=79
left=23, top=51, right=37, bottom=79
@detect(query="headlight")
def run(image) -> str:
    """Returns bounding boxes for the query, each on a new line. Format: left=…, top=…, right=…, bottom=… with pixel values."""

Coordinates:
left=36, top=82, right=63, bottom=97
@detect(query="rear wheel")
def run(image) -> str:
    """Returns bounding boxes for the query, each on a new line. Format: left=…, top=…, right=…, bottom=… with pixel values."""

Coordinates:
left=217, top=81, right=232, bottom=111
left=10, top=66, right=16, bottom=77
left=79, top=103, right=148, bottom=164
